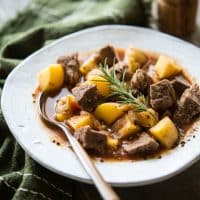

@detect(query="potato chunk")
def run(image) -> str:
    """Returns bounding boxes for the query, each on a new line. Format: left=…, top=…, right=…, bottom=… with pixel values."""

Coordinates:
left=94, top=103, right=128, bottom=124
left=149, top=116, right=178, bottom=148
left=129, top=48, right=147, bottom=64
left=107, top=137, right=119, bottom=149
left=118, top=119, right=140, bottom=138
left=80, top=56, right=97, bottom=75
left=38, top=64, right=64, bottom=91
left=137, top=108, right=159, bottom=128
left=113, top=113, right=140, bottom=139
left=155, top=55, right=181, bottom=79
left=67, top=114, right=93, bottom=130
left=55, top=95, right=79, bottom=122
left=65, top=95, right=80, bottom=112
left=124, top=49, right=140, bottom=73
left=55, top=113, right=71, bottom=122
left=124, top=48, right=147, bottom=73
left=87, top=75, right=110, bottom=96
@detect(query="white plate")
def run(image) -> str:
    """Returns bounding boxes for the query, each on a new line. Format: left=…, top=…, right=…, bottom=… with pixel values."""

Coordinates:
left=2, top=25, right=200, bottom=187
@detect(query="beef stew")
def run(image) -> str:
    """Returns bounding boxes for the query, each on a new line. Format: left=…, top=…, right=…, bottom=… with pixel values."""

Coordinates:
left=36, top=45, right=200, bottom=161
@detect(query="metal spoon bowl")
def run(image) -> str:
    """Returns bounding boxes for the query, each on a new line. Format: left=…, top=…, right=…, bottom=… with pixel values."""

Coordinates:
left=38, top=92, right=119, bottom=200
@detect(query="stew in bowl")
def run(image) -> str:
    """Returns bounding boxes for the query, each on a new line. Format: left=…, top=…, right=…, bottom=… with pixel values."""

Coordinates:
left=36, top=45, right=200, bottom=161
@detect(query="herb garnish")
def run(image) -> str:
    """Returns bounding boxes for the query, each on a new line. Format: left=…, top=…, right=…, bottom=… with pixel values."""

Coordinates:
left=99, top=62, right=148, bottom=112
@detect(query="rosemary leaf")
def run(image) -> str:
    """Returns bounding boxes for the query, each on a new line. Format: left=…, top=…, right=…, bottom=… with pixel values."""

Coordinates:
left=99, top=62, right=148, bottom=112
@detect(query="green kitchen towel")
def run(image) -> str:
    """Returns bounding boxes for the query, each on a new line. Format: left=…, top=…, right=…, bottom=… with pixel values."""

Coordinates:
left=0, top=0, right=147, bottom=79
left=0, top=0, right=148, bottom=199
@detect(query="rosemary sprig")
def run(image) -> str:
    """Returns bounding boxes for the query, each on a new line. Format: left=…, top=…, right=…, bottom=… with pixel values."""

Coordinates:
left=99, top=62, right=148, bottom=112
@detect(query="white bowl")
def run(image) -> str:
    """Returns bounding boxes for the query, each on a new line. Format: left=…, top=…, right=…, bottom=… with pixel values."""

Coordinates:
left=1, top=25, right=200, bottom=187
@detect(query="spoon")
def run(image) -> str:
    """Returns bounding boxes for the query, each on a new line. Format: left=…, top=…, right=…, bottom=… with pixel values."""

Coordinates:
left=38, top=92, right=120, bottom=200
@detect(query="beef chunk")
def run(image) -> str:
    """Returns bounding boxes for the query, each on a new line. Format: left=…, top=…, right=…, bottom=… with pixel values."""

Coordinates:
left=96, top=45, right=118, bottom=67
left=57, top=53, right=81, bottom=85
left=123, top=133, right=159, bottom=155
left=173, top=84, right=200, bottom=126
left=150, top=79, right=176, bottom=111
left=110, top=62, right=132, bottom=81
left=72, top=84, right=102, bottom=112
left=131, top=69, right=153, bottom=92
left=171, top=78, right=190, bottom=98
left=74, top=126, right=107, bottom=152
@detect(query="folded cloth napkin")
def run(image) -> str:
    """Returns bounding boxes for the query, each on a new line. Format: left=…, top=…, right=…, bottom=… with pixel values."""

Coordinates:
left=0, top=0, right=148, bottom=199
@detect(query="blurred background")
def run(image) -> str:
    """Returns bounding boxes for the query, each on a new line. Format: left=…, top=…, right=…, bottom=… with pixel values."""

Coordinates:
left=0, top=0, right=199, bottom=45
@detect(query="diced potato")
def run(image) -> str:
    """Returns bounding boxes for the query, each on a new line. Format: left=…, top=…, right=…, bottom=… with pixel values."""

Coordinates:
left=87, top=75, right=110, bottom=96
left=80, top=56, right=98, bottom=75
left=149, top=116, right=178, bottom=148
left=55, top=113, right=72, bottom=122
left=55, top=95, right=79, bottom=122
left=107, top=137, right=119, bottom=149
left=155, top=55, right=182, bottom=79
left=86, top=68, right=103, bottom=80
left=66, top=95, right=80, bottom=112
left=129, top=48, right=147, bottom=64
left=57, top=95, right=76, bottom=112
left=124, top=48, right=146, bottom=73
left=137, top=108, right=159, bottom=128
left=94, top=103, right=129, bottom=125
left=125, top=51, right=140, bottom=73
left=116, top=114, right=141, bottom=138
left=118, top=121, right=140, bottom=138
left=38, top=64, right=64, bottom=91
left=67, top=114, right=93, bottom=130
